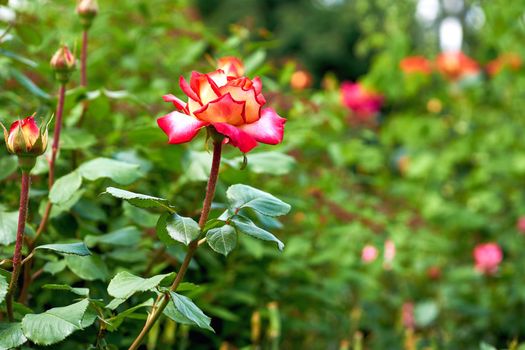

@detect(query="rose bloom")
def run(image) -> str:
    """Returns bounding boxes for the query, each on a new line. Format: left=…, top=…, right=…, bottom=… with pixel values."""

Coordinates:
left=517, top=216, right=525, bottom=234
left=361, top=245, right=378, bottom=263
left=2, top=116, right=48, bottom=156
left=400, top=56, right=432, bottom=75
left=158, top=68, right=286, bottom=153
left=217, top=57, right=245, bottom=78
left=436, top=51, right=480, bottom=80
left=486, top=53, right=522, bottom=76
left=473, top=243, right=503, bottom=275
left=340, top=82, right=383, bottom=120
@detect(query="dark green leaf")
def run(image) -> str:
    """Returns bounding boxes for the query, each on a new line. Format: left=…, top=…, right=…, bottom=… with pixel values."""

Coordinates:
left=232, top=217, right=284, bottom=251
left=169, top=292, right=214, bottom=332
left=85, top=226, right=141, bottom=247
left=0, top=275, right=7, bottom=304
left=65, top=255, right=109, bottom=281
left=36, top=242, right=91, bottom=256
left=42, top=284, right=89, bottom=297
left=206, top=225, right=237, bottom=256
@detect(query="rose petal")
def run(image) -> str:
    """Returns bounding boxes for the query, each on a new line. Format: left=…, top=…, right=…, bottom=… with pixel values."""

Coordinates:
left=240, top=108, right=286, bottom=145
left=179, top=75, right=201, bottom=104
left=212, top=122, right=258, bottom=153
left=193, top=93, right=246, bottom=125
left=219, top=84, right=261, bottom=124
left=157, top=111, right=207, bottom=144
left=189, top=71, right=220, bottom=105
left=163, top=94, right=188, bottom=113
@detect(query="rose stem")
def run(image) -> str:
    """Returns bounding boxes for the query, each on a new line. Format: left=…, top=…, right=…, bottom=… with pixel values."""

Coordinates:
left=6, top=171, right=30, bottom=321
left=128, top=140, right=223, bottom=350
left=18, top=82, right=66, bottom=303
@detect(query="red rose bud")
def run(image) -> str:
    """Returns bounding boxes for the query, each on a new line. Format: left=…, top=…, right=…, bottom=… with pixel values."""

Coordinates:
left=158, top=69, right=286, bottom=153
left=217, top=57, right=245, bottom=78
left=50, top=45, right=76, bottom=83
left=76, top=0, right=98, bottom=28
left=1, top=116, right=49, bottom=171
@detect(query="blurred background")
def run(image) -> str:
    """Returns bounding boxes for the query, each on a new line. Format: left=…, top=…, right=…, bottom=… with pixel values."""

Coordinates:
left=1, top=0, right=525, bottom=349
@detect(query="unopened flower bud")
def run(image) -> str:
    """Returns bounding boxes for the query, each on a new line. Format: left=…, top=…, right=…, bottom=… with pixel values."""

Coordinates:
left=50, top=45, right=76, bottom=83
left=76, top=0, right=98, bottom=28
left=1, top=115, right=49, bottom=171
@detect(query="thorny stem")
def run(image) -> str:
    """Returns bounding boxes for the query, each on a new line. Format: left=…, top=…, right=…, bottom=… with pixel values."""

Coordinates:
left=6, top=171, right=30, bottom=321
left=128, top=140, right=223, bottom=350
left=18, top=83, right=66, bottom=303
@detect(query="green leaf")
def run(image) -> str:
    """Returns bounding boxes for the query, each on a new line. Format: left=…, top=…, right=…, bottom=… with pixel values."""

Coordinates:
left=36, top=242, right=91, bottom=256
left=85, top=226, right=141, bottom=247
left=42, top=284, right=89, bottom=297
left=206, top=225, right=237, bottom=256
left=0, top=156, right=17, bottom=181
left=9, top=68, right=50, bottom=100
left=107, top=271, right=172, bottom=300
left=0, top=323, right=27, bottom=350
left=49, top=171, right=83, bottom=204
left=479, top=342, right=497, bottom=350
left=414, top=301, right=439, bottom=327
left=0, top=275, right=7, bottom=304
left=157, top=213, right=200, bottom=246
left=244, top=49, right=266, bottom=74
left=106, top=299, right=154, bottom=331
left=230, top=152, right=295, bottom=175
left=15, top=24, right=42, bottom=46
left=0, top=48, right=38, bottom=67
left=226, top=184, right=291, bottom=217
left=169, top=292, right=214, bottom=332
left=78, top=157, right=141, bottom=185
left=65, top=255, right=109, bottom=281
left=43, top=260, right=66, bottom=275
left=21, top=299, right=94, bottom=346
left=60, top=128, right=97, bottom=150
left=104, top=187, right=173, bottom=211
left=232, top=217, right=284, bottom=251
left=0, top=211, right=17, bottom=246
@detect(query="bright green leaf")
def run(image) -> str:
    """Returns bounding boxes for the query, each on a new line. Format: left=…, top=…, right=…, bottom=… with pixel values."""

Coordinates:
left=230, top=152, right=295, bottom=175
left=21, top=299, right=93, bottom=346
left=49, top=171, right=83, bottom=205
left=107, top=271, right=172, bottom=300
left=157, top=213, right=200, bottom=246
left=0, top=156, right=17, bottom=181
left=78, top=157, right=141, bottom=185
left=0, top=323, right=27, bottom=350
left=104, top=187, right=173, bottom=211
left=206, top=225, right=237, bottom=256
left=0, top=211, right=17, bottom=246
left=42, top=284, right=89, bottom=297
left=226, top=184, right=291, bottom=217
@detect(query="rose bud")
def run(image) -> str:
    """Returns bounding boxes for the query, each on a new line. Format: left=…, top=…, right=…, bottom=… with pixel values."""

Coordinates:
left=158, top=69, right=286, bottom=153
left=76, top=0, right=98, bottom=28
left=217, top=57, right=245, bottom=78
left=1, top=115, right=49, bottom=171
left=473, top=242, right=503, bottom=275
left=361, top=245, right=378, bottom=263
left=50, top=44, right=76, bottom=83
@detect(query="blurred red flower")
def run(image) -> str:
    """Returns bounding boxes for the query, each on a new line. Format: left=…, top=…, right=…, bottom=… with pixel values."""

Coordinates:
left=486, top=53, right=522, bottom=77
left=340, top=82, right=383, bottom=121
left=400, top=56, right=432, bottom=75
left=473, top=243, right=502, bottom=275
left=436, top=51, right=480, bottom=80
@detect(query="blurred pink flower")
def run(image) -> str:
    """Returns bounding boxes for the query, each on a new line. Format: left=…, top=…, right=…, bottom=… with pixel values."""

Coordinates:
left=401, top=302, right=415, bottom=329
left=361, top=245, right=378, bottom=263
left=340, top=82, right=383, bottom=121
left=473, top=243, right=502, bottom=275
left=383, top=239, right=396, bottom=269
left=517, top=217, right=525, bottom=234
